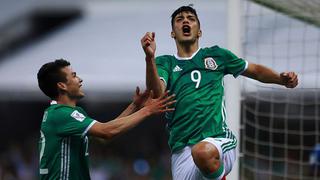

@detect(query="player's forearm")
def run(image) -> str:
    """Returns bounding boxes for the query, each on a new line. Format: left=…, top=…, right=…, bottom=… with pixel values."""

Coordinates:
left=116, top=103, right=139, bottom=118
left=146, top=58, right=164, bottom=98
left=255, top=65, right=284, bottom=85
left=102, top=108, right=151, bottom=139
left=243, top=64, right=284, bottom=85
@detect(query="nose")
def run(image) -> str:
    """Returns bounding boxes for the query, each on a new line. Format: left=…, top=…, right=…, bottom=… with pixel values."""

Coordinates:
left=79, top=77, right=83, bottom=83
left=182, top=18, right=189, bottom=24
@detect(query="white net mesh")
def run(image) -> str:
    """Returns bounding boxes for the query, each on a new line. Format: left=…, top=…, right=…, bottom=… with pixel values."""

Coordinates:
left=241, top=0, right=320, bottom=179
left=251, top=0, right=320, bottom=27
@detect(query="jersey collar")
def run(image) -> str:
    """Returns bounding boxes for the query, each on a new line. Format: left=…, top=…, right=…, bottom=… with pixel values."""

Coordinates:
left=174, top=47, right=201, bottom=60
left=50, top=100, right=57, bottom=105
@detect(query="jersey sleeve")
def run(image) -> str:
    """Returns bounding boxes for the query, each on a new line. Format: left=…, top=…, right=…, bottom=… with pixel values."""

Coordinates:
left=53, top=106, right=96, bottom=137
left=155, top=56, right=170, bottom=87
left=222, top=48, right=248, bottom=77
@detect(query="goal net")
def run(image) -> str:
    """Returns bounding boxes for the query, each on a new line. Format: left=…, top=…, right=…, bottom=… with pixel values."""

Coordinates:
left=241, top=0, right=320, bottom=179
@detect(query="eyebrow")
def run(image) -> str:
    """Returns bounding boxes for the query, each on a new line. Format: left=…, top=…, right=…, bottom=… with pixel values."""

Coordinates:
left=175, top=14, right=184, bottom=19
left=175, top=14, right=196, bottom=20
left=187, top=15, right=196, bottom=18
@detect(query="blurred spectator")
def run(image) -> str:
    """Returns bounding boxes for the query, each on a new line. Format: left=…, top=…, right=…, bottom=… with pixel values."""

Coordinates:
left=309, top=143, right=320, bottom=176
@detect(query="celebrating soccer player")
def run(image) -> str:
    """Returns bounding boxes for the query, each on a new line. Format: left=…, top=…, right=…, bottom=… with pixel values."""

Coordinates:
left=37, top=59, right=175, bottom=179
left=141, top=5, right=298, bottom=180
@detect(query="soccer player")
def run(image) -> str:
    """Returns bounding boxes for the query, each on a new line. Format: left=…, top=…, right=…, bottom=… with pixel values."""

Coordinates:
left=37, top=59, right=175, bottom=180
left=140, top=6, right=298, bottom=180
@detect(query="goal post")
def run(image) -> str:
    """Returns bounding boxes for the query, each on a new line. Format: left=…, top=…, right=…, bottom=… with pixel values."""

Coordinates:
left=225, top=0, right=242, bottom=180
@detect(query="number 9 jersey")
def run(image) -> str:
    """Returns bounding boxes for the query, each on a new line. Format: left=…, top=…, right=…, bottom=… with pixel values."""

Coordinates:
left=156, top=46, right=248, bottom=153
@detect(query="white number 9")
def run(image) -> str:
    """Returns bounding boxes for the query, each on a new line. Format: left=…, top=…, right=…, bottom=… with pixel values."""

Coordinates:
left=191, top=70, right=201, bottom=88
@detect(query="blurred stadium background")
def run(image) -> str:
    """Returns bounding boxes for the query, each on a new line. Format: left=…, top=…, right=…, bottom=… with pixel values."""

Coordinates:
left=0, top=0, right=319, bottom=179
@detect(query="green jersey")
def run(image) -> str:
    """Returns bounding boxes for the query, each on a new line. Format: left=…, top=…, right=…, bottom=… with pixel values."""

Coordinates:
left=156, top=46, right=247, bottom=152
left=39, top=101, right=96, bottom=180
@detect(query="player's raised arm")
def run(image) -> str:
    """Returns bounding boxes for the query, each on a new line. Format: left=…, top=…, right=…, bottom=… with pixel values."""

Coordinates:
left=241, top=63, right=298, bottom=88
left=141, top=32, right=166, bottom=98
left=88, top=91, right=175, bottom=140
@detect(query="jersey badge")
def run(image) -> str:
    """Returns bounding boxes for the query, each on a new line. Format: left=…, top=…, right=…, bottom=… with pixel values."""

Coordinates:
left=204, top=57, right=218, bottom=70
left=71, top=110, right=86, bottom=122
left=173, top=65, right=183, bottom=72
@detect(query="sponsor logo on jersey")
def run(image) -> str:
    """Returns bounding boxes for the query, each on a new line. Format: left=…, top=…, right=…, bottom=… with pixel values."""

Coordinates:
left=71, top=110, right=86, bottom=122
left=173, top=65, right=183, bottom=72
left=204, top=57, right=218, bottom=70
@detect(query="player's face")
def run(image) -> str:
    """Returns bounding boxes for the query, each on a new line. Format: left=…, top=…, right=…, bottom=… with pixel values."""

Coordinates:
left=60, top=66, right=84, bottom=99
left=171, top=11, right=201, bottom=44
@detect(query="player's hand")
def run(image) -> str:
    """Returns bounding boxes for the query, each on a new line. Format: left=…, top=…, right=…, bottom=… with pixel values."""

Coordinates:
left=280, top=72, right=298, bottom=88
left=143, top=90, right=176, bottom=115
left=141, top=32, right=156, bottom=60
left=132, top=86, right=150, bottom=109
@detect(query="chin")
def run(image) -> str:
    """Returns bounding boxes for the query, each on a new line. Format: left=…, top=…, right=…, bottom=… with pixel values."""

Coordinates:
left=70, top=93, right=85, bottom=100
left=179, top=38, right=196, bottom=44
left=78, top=93, right=85, bottom=99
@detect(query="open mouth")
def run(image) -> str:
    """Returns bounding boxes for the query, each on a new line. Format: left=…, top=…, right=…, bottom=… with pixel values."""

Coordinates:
left=182, top=25, right=191, bottom=35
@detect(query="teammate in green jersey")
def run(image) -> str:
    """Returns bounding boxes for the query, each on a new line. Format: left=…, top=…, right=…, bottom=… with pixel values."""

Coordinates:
left=37, top=59, right=175, bottom=180
left=140, top=5, right=298, bottom=180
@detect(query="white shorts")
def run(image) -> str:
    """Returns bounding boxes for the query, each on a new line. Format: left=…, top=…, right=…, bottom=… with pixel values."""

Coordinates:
left=171, top=137, right=237, bottom=180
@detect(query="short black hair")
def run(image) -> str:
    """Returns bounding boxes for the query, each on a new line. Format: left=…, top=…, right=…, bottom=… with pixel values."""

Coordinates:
left=37, top=59, right=70, bottom=99
left=171, top=5, right=200, bottom=28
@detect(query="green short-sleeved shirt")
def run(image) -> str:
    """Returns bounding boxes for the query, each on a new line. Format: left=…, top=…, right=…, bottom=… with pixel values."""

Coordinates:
left=39, top=101, right=96, bottom=180
left=156, top=46, right=248, bottom=152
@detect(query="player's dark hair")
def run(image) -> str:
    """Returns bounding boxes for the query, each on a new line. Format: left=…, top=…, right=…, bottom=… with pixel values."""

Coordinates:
left=171, top=5, right=200, bottom=28
left=37, top=59, right=70, bottom=99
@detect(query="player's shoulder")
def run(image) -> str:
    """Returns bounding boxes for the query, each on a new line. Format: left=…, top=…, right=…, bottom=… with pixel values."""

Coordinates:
left=52, top=104, right=75, bottom=111
left=47, top=105, right=88, bottom=122
left=155, top=55, right=175, bottom=68
left=203, top=46, right=236, bottom=59
left=48, top=104, right=77, bottom=117
left=156, top=55, right=174, bottom=61
left=202, top=45, right=227, bottom=54
left=202, top=45, right=220, bottom=51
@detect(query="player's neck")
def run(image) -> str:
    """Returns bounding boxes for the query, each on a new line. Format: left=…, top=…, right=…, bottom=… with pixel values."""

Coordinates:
left=176, top=42, right=199, bottom=58
left=56, top=95, right=77, bottom=107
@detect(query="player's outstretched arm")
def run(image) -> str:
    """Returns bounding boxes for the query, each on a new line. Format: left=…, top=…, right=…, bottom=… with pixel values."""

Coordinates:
left=242, top=63, right=298, bottom=88
left=116, top=87, right=150, bottom=118
left=88, top=91, right=175, bottom=140
left=141, top=32, right=166, bottom=98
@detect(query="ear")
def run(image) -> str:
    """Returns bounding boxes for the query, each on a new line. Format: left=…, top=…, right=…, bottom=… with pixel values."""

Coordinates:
left=171, top=31, right=176, bottom=39
left=57, top=82, right=67, bottom=91
left=197, top=29, right=202, bottom=38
